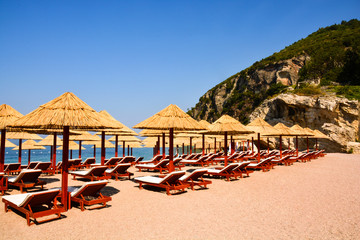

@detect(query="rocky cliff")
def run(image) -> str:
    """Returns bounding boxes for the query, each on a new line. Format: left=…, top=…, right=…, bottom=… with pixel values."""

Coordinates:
left=249, top=93, right=359, bottom=152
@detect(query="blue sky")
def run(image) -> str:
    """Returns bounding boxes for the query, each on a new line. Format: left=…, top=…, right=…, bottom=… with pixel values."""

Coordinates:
left=1, top=0, right=359, bottom=129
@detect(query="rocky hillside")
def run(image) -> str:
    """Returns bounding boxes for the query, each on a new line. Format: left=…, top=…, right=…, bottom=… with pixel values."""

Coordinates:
left=188, top=19, right=360, bottom=124
left=249, top=93, right=359, bottom=152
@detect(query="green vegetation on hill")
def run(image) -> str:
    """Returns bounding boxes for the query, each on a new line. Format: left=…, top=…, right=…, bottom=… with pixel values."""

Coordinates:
left=188, top=19, right=360, bottom=123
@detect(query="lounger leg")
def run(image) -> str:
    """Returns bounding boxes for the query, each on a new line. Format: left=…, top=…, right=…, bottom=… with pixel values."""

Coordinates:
left=26, top=213, right=30, bottom=226
left=166, top=188, right=170, bottom=195
left=139, top=183, right=143, bottom=190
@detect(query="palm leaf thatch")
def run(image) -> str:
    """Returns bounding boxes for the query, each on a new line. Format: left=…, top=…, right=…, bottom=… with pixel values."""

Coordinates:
left=11, top=92, right=119, bottom=130
left=246, top=118, right=281, bottom=136
left=35, top=135, right=63, bottom=146
left=198, top=120, right=211, bottom=130
left=133, top=104, right=205, bottom=131
left=87, top=140, right=115, bottom=148
left=6, top=131, right=43, bottom=140
left=207, top=115, right=253, bottom=135
left=13, top=140, right=45, bottom=150
left=0, top=104, right=23, bottom=129
left=0, top=139, right=17, bottom=148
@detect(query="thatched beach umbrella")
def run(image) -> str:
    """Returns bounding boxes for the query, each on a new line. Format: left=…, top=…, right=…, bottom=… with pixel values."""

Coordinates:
left=140, top=129, right=173, bottom=156
left=11, top=92, right=119, bottom=210
left=0, top=104, right=23, bottom=171
left=273, top=123, right=298, bottom=157
left=13, top=140, right=46, bottom=164
left=98, top=110, right=137, bottom=158
left=206, top=115, right=253, bottom=166
left=108, top=135, right=141, bottom=157
left=134, top=104, right=205, bottom=172
left=311, top=129, right=330, bottom=150
left=36, top=135, right=63, bottom=169
left=57, top=140, right=86, bottom=159
left=290, top=124, right=313, bottom=156
left=6, top=131, right=42, bottom=164
left=69, top=131, right=99, bottom=158
left=0, top=138, right=17, bottom=148
left=246, top=118, right=281, bottom=162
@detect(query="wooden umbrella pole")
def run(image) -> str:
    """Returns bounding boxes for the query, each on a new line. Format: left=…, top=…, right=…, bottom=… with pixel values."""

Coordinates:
left=316, top=138, right=318, bottom=151
left=243, top=141, right=245, bottom=152
left=190, top=137, right=192, bottom=154
left=28, top=149, right=31, bottom=165
left=257, top=133, right=261, bottom=163
left=101, top=131, right=105, bottom=165
left=70, top=150, right=73, bottom=159
left=296, top=136, right=299, bottom=156
left=79, top=140, right=82, bottom=158
left=168, top=128, right=174, bottom=172
left=214, top=138, right=216, bottom=153
left=157, top=136, right=160, bottom=155
left=307, top=137, right=309, bottom=153
left=0, top=129, right=6, bottom=172
left=182, top=143, right=184, bottom=155
left=127, top=145, right=130, bottom=156
left=162, top=133, right=166, bottom=159
left=280, top=135, right=282, bottom=159
left=131, top=147, right=133, bottom=156
left=251, top=137, right=254, bottom=154
left=18, top=139, right=22, bottom=163
left=202, top=133, right=205, bottom=156
left=123, top=141, right=125, bottom=157
left=267, top=138, right=269, bottom=153
left=53, top=133, right=57, bottom=173
left=93, top=145, right=96, bottom=158
left=50, top=146, right=53, bottom=162
left=61, top=126, right=70, bottom=211
left=230, top=135, right=234, bottom=154
left=224, top=132, right=228, bottom=166
left=115, top=135, right=118, bottom=157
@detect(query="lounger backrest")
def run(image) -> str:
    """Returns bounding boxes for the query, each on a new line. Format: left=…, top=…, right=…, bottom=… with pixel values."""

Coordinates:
left=121, top=156, right=136, bottom=163
left=71, top=180, right=108, bottom=198
left=91, top=166, right=108, bottom=176
left=159, top=171, right=186, bottom=184
left=34, top=162, right=51, bottom=170
left=106, top=158, right=120, bottom=165
left=10, top=170, right=42, bottom=183
left=26, top=189, right=60, bottom=207
left=27, top=162, right=40, bottom=169
left=135, top=157, right=144, bottom=163
left=6, top=163, right=21, bottom=171
left=181, top=169, right=208, bottom=181
left=219, top=163, right=239, bottom=173
left=112, top=163, right=131, bottom=173
left=83, top=158, right=96, bottom=165
left=156, top=159, right=170, bottom=167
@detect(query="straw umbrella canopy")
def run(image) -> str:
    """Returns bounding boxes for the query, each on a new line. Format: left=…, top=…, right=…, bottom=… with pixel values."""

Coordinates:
left=311, top=129, right=330, bottom=151
left=57, top=141, right=86, bottom=150
left=69, top=131, right=99, bottom=158
left=133, top=104, right=205, bottom=171
left=205, top=115, right=253, bottom=166
left=0, top=139, right=17, bottom=148
left=175, top=132, right=202, bottom=155
left=108, top=135, right=141, bottom=157
left=246, top=118, right=281, bottom=161
left=0, top=104, right=23, bottom=171
left=289, top=124, right=313, bottom=156
left=197, top=120, right=212, bottom=154
left=10, top=92, right=120, bottom=211
left=36, top=135, right=63, bottom=146
left=98, top=110, right=137, bottom=157
left=6, top=131, right=43, bottom=164
left=12, top=140, right=46, bottom=164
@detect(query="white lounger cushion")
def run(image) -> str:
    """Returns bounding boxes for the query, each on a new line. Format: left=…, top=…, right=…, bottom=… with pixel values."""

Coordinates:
left=69, top=169, right=92, bottom=176
left=2, top=189, right=59, bottom=207
left=70, top=180, right=108, bottom=197
left=105, top=164, right=131, bottom=174
left=136, top=163, right=157, bottom=168
left=179, top=169, right=207, bottom=181
left=135, top=171, right=186, bottom=184
left=7, top=169, right=42, bottom=183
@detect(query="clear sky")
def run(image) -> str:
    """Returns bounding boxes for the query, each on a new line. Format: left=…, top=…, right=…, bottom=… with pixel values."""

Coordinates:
left=1, top=0, right=359, bottom=129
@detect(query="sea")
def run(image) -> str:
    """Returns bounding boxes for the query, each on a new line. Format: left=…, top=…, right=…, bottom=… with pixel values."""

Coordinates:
left=2, top=146, right=156, bottom=165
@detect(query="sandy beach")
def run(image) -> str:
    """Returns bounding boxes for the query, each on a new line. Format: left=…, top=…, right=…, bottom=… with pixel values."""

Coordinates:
left=0, top=153, right=359, bottom=240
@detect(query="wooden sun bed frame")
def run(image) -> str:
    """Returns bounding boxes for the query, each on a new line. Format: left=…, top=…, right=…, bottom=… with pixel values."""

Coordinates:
left=105, top=163, right=133, bottom=180
left=179, top=169, right=212, bottom=190
left=247, top=157, right=275, bottom=172
left=34, top=162, right=53, bottom=175
left=2, top=189, right=63, bottom=226
left=134, top=171, right=190, bottom=195
left=205, top=163, right=242, bottom=181
left=232, top=161, right=253, bottom=178
left=69, top=180, right=111, bottom=211
left=80, top=157, right=96, bottom=168
left=135, top=159, right=170, bottom=174
left=0, top=173, right=8, bottom=195
left=7, top=170, right=46, bottom=193
left=70, top=166, right=110, bottom=181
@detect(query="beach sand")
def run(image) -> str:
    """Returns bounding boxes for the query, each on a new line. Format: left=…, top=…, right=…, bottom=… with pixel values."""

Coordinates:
left=0, top=153, right=359, bottom=240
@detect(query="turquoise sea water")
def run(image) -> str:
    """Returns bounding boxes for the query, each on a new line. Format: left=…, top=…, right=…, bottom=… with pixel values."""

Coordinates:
left=2, top=146, right=155, bottom=165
